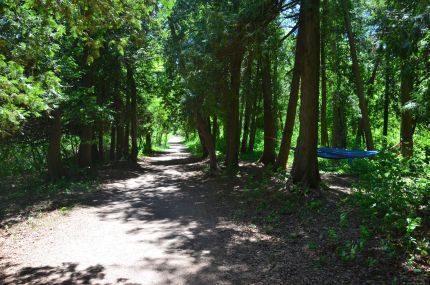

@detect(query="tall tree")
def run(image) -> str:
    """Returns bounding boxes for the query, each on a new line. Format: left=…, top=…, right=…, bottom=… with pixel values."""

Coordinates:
left=342, top=0, right=374, bottom=150
left=259, top=45, right=277, bottom=165
left=47, top=111, right=63, bottom=181
left=382, top=55, right=391, bottom=143
left=224, top=43, right=245, bottom=169
left=127, top=63, right=139, bottom=163
left=400, top=61, right=414, bottom=157
left=291, top=0, right=321, bottom=189
left=320, top=0, right=329, bottom=147
left=78, top=57, right=95, bottom=168
left=241, top=51, right=254, bottom=153
left=273, top=12, right=304, bottom=171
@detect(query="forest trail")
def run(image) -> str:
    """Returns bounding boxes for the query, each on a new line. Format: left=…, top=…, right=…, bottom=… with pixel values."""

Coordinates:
left=0, top=137, right=421, bottom=285
left=1, top=137, right=226, bottom=284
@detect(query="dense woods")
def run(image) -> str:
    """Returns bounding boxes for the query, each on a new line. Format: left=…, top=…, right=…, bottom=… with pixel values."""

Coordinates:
left=1, top=0, right=429, bottom=280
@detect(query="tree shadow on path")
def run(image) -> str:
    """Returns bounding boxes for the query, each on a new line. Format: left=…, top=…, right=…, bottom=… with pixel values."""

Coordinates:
left=1, top=140, right=427, bottom=284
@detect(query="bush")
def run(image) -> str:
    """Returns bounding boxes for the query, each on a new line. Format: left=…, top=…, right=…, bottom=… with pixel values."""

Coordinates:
left=349, top=151, right=429, bottom=268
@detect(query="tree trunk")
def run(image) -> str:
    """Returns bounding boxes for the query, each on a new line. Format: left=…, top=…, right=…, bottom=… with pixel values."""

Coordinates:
left=259, top=48, right=277, bottom=165
left=97, top=121, right=104, bottom=162
left=78, top=50, right=94, bottom=167
left=332, top=91, right=347, bottom=149
left=196, top=113, right=217, bottom=170
left=354, top=57, right=380, bottom=148
left=272, top=49, right=281, bottom=132
left=127, top=63, right=139, bottom=163
left=320, top=0, right=329, bottom=147
left=198, top=129, right=209, bottom=158
left=47, top=111, right=63, bottom=181
left=116, top=125, right=124, bottom=160
left=145, top=132, right=152, bottom=153
left=291, top=0, right=321, bottom=189
left=114, top=75, right=124, bottom=160
left=367, top=57, right=380, bottom=99
left=124, top=90, right=131, bottom=158
left=342, top=0, right=374, bottom=150
left=383, top=59, right=390, bottom=141
left=225, top=46, right=244, bottom=168
left=248, top=61, right=261, bottom=153
left=331, top=40, right=347, bottom=149
left=96, top=83, right=105, bottom=162
left=113, top=61, right=124, bottom=160
left=78, top=124, right=93, bottom=168
left=91, top=134, right=99, bottom=164
left=400, top=60, right=414, bottom=158
left=248, top=92, right=261, bottom=153
left=273, top=10, right=304, bottom=170
left=241, top=52, right=254, bottom=153
left=212, top=115, right=218, bottom=148
left=354, top=118, right=364, bottom=147
left=110, top=125, right=116, bottom=161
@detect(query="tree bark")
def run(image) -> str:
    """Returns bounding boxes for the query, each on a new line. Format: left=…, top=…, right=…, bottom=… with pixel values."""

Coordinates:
left=320, top=0, right=329, bottom=147
left=97, top=121, right=104, bottom=162
left=110, top=124, right=116, bottom=161
left=367, top=57, right=380, bottom=99
left=355, top=118, right=364, bottom=147
left=96, top=81, right=105, bottom=162
left=331, top=39, right=347, bottom=149
left=78, top=124, right=93, bottom=168
left=225, top=46, right=244, bottom=168
left=248, top=92, right=262, bottom=153
left=259, top=48, right=277, bottom=165
left=78, top=52, right=95, bottom=167
left=291, top=0, right=321, bottom=189
left=355, top=56, right=380, bottom=148
left=332, top=90, right=347, bottom=149
left=127, top=63, right=139, bottom=163
left=47, top=111, right=63, bottom=181
left=342, top=0, right=374, bottom=150
left=241, top=52, right=254, bottom=153
left=198, top=129, right=209, bottom=158
left=248, top=61, right=262, bottom=153
left=383, top=59, right=390, bottom=141
left=196, top=113, right=217, bottom=170
left=145, top=132, right=152, bottom=153
left=114, top=75, right=124, bottom=160
left=124, top=89, right=131, bottom=158
left=273, top=11, right=304, bottom=170
left=400, top=60, right=414, bottom=158
left=116, top=124, right=124, bottom=160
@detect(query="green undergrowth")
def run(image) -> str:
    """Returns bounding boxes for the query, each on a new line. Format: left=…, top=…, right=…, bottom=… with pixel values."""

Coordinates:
left=184, top=130, right=294, bottom=163
left=240, top=151, right=429, bottom=272
left=0, top=170, right=100, bottom=227
left=184, top=135, right=204, bottom=157
left=240, top=167, right=297, bottom=227
left=320, top=148, right=429, bottom=270
left=149, top=142, right=171, bottom=153
left=346, top=151, right=430, bottom=271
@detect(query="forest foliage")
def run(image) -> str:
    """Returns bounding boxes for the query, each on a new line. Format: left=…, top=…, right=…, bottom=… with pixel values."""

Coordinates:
left=0, top=0, right=429, bottom=272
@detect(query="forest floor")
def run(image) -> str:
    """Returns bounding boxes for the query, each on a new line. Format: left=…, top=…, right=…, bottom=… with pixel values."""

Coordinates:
left=0, top=137, right=428, bottom=284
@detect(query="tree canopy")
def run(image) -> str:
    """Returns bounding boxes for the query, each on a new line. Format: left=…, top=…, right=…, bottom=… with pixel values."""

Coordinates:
left=1, top=0, right=429, bottom=274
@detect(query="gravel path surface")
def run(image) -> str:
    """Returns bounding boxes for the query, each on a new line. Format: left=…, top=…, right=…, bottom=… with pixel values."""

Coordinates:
left=1, top=137, right=427, bottom=284
left=1, top=138, right=228, bottom=284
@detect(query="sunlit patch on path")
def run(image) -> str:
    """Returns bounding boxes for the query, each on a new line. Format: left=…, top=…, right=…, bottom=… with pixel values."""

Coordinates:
left=0, top=137, right=220, bottom=284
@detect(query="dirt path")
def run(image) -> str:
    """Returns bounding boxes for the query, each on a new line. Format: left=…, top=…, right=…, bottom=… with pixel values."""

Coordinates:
left=0, top=138, right=425, bottom=284
left=1, top=138, right=255, bottom=284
